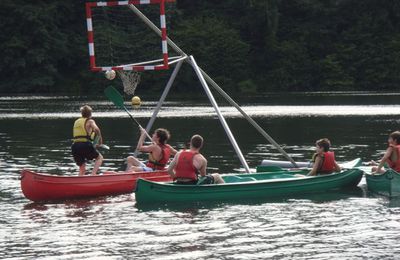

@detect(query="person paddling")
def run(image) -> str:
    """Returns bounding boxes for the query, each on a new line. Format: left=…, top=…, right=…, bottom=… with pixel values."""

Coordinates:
left=168, top=134, right=224, bottom=184
left=308, top=138, right=341, bottom=176
left=126, top=128, right=177, bottom=172
left=71, top=105, right=103, bottom=175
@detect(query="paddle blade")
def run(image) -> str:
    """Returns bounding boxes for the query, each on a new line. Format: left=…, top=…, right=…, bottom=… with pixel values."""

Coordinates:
left=98, top=144, right=110, bottom=150
left=104, top=86, right=125, bottom=109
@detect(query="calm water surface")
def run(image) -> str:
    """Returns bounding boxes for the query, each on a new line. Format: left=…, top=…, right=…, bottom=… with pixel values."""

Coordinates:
left=1, top=92, right=400, bottom=259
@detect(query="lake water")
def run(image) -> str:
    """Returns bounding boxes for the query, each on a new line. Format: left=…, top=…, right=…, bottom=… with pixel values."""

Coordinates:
left=1, top=92, right=400, bottom=259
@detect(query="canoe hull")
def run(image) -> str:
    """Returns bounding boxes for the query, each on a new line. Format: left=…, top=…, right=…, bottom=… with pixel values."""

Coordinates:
left=365, top=169, right=400, bottom=198
left=135, top=168, right=364, bottom=204
left=259, top=158, right=362, bottom=170
left=20, top=169, right=172, bottom=202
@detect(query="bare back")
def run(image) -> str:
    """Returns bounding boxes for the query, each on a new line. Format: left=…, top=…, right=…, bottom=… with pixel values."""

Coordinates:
left=193, top=153, right=207, bottom=177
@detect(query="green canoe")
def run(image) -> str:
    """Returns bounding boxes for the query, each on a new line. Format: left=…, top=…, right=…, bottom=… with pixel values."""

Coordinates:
left=365, top=169, right=400, bottom=198
left=135, top=158, right=363, bottom=204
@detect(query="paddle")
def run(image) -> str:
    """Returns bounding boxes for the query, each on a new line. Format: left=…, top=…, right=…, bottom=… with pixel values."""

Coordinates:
left=104, top=86, right=153, bottom=142
left=93, top=135, right=110, bottom=150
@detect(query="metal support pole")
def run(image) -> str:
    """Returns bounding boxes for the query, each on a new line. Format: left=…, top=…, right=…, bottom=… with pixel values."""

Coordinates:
left=190, top=56, right=251, bottom=173
left=134, top=59, right=185, bottom=157
left=145, top=59, right=185, bottom=132
left=128, top=4, right=297, bottom=168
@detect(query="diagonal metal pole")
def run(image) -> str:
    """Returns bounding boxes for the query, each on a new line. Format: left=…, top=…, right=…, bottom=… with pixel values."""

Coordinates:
left=128, top=4, right=298, bottom=168
left=134, top=59, right=185, bottom=157
left=144, top=59, right=185, bottom=133
left=190, top=56, right=251, bottom=173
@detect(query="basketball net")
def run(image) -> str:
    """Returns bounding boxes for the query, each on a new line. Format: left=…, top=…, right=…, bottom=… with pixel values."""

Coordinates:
left=117, top=70, right=141, bottom=95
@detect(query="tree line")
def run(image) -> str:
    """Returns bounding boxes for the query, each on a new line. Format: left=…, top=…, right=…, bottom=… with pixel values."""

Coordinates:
left=1, top=0, right=399, bottom=95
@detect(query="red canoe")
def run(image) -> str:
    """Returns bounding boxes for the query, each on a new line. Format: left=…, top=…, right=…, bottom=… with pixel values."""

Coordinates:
left=20, top=169, right=172, bottom=202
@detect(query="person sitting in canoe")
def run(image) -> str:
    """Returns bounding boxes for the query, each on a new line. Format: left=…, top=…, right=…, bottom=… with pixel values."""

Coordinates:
left=308, top=138, right=341, bottom=176
left=72, top=105, right=104, bottom=175
left=167, top=134, right=225, bottom=184
left=370, top=131, right=400, bottom=174
left=126, top=128, right=177, bottom=172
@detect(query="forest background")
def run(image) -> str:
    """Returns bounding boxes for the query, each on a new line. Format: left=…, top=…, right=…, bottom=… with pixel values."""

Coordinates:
left=1, top=0, right=399, bottom=95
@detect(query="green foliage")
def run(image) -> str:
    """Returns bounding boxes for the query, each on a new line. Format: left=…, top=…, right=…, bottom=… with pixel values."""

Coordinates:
left=172, top=16, right=250, bottom=92
left=237, top=79, right=257, bottom=94
left=0, top=0, right=399, bottom=94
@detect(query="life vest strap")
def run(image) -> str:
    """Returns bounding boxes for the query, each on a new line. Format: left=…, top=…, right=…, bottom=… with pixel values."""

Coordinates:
left=73, top=135, right=93, bottom=142
left=148, top=160, right=166, bottom=167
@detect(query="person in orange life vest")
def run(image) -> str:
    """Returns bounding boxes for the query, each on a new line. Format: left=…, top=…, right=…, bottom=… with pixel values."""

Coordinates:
left=167, top=134, right=224, bottom=184
left=71, top=105, right=104, bottom=176
left=126, top=128, right=177, bottom=172
left=370, top=131, right=400, bottom=174
left=308, top=138, right=341, bottom=176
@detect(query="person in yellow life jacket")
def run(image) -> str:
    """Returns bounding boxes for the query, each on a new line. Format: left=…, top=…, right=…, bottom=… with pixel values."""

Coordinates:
left=308, top=138, right=341, bottom=176
left=167, top=134, right=224, bottom=185
left=126, top=128, right=177, bottom=172
left=370, top=131, right=400, bottom=174
left=71, top=105, right=103, bottom=175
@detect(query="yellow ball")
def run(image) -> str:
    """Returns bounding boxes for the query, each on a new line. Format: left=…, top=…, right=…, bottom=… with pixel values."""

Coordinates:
left=131, top=96, right=141, bottom=106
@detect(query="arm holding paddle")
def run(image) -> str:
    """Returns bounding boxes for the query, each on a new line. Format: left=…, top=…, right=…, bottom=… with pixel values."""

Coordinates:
left=136, top=127, right=148, bottom=152
left=104, top=86, right=153, bottom=143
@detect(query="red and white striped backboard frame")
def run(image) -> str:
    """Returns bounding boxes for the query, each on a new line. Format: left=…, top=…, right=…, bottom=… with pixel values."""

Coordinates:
left=85, top=0, right=173, bottom=72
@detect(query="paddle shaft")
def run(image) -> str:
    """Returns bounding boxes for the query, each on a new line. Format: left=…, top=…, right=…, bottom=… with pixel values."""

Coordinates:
left=121, top=106, right=153, bottom=141
left=104, top=86, right=153, bottom=143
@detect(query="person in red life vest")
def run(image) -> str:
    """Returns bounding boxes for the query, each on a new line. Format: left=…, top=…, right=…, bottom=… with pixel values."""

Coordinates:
left=308, top=138, right=341, bottom=176
left=370, top=131, right=400, bottom=174
left=167, top=134, right=224, bottom=185
left=126, top=128, right=177, bottom=172
left=71, top=105, right=104, bottom=175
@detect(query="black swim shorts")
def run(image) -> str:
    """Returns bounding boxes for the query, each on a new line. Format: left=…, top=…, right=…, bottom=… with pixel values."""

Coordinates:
left=197, top=175, right=215, bottom=185
left=71, top=142, right=99, bottom=166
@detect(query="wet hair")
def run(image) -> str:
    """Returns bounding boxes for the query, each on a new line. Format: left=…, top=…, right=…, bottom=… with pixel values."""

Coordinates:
left=316, top=138, right=331, bottom=152
left=191, top=134, right=203, bottom=149
left=389, top=131, right=400, bottom=144
left=155, top=128, right=170, bottom=145
left=80, top=105, right=92, bottom=118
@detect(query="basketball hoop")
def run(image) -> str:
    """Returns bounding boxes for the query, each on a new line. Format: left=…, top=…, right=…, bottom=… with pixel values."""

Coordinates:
left=117, top=70, right=141, bottom=95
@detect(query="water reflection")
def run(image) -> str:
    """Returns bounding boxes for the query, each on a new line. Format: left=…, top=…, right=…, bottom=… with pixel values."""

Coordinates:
left=2, top=105, right=400, bottom=119
left=2, top=93, right=400, bottom=119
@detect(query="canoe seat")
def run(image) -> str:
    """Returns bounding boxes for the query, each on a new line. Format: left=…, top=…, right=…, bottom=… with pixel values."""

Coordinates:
left=224, top=176, right=257, bottom=183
